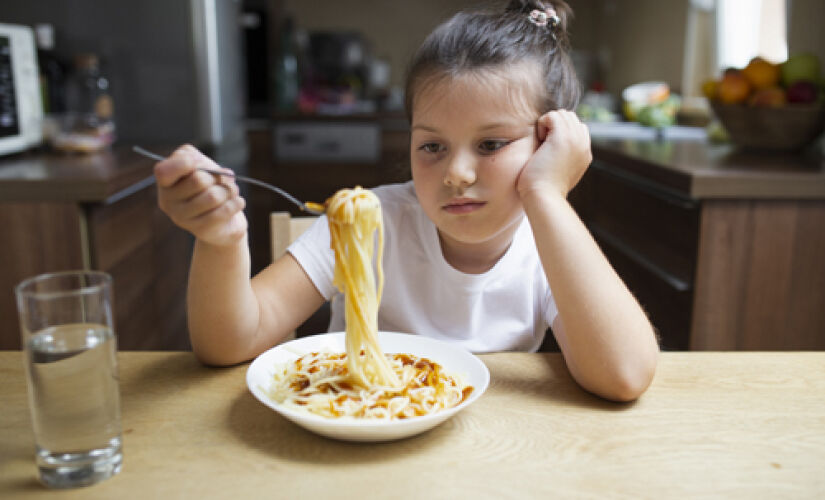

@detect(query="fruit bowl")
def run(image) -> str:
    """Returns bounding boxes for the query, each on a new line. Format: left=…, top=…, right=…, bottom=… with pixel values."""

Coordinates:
left=710, top=100, right=825, bottom=151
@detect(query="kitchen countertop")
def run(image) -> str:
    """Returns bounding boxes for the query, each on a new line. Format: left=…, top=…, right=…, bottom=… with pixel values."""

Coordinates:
left=1, top=350, right=823, bottom=498
left=590, top=133, right=825, bottom=200
left=0, top=145, right=174, bottom=203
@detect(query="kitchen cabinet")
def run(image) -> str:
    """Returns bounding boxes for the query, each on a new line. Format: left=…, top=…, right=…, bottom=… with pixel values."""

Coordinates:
left=0, top=147, right=193, bottom=350
left=571, top=139, right=825, bottom=350
left=570, top=160, right=700, bottom=349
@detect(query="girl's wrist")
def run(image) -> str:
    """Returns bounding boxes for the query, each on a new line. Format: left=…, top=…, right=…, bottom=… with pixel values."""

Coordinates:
left=195, top=233, right=249, bottom=256
left=519, top=183, right=567, bottom=211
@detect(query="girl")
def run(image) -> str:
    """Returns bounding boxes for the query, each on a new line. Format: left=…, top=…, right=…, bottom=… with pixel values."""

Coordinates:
left=154, top=0, right=659, bottom=402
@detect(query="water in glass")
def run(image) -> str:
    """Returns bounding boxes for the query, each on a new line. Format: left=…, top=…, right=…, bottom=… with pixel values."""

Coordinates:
left=25, top=323, right=122, bottom=488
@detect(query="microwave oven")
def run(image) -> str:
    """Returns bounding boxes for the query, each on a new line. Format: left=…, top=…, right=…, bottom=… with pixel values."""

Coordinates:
left=0, top=23, right=43, bottom=156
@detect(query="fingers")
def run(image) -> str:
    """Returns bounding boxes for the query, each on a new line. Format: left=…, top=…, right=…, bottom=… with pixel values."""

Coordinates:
left=174, top=181, right=241, bottom=220
left=188, top=194, right=247, bottom=236
left=537, top=110, right=590, bottom=149
left=166, top=167, right=236, bottom=203
left=155, top=144, right=247, bottom=244
left=154, top=144, right=198, bottom=188
left=537, top=109, right=579, bottom=136
left=156, top=145, right=237, bottom=204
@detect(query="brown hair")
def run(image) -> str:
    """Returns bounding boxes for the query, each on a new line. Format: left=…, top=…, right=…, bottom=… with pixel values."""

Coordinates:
left=404, top=0, right=580, bottom=120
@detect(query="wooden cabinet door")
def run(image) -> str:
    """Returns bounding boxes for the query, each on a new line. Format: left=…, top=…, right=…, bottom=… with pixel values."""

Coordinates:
left=0, top=202, right=85, bottom=349
left=86, top=186, right=193, bottom=350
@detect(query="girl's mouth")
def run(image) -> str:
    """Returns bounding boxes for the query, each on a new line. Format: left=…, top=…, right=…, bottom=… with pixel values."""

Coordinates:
left=442, top=198, right=486, bottom=214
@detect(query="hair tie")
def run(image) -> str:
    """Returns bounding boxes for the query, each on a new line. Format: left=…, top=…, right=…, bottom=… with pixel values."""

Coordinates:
left=527, top=9, right=548, bottom=26
left=528, top=7, right=560, bottom=39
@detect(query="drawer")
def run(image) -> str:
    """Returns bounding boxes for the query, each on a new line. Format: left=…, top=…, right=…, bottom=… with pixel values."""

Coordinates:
left=598, top=236, right=693, bottom=350
left=569, top=160, right=701, bottom=350
left=273, top=121, right=380, bottom=163
left=571, top=161, right=701, bottom=289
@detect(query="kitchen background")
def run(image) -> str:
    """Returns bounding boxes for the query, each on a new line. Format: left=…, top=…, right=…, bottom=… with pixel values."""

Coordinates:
left=1, top=0, right=824, bottom=351
left=3, top=0, right=823, bottom=144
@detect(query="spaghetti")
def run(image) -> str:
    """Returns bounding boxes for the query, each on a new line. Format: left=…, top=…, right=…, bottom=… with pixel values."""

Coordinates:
left=269, top=187, right=473, bottom=419
left=269, top=351, right=472, bottom=419
left=326, top=187, right=398, bottom=388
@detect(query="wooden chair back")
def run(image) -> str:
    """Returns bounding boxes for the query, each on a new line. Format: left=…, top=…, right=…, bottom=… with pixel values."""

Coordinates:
left=270, top=212, right=319, bottom=261
left=270, top=212, right=328, bottom=340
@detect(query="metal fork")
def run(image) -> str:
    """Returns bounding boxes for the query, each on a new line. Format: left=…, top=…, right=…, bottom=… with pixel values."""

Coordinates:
left=132, top=146, right=324, bottom=215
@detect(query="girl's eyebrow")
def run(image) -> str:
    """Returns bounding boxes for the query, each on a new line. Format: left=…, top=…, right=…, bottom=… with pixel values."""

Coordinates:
left=478, top=122, right=526, bottom=131
left=411, top=124, right=439, bottom=133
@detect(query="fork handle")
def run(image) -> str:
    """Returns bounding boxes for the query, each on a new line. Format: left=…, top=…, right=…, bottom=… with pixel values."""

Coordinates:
left=132, top=145, right=322, bottom=215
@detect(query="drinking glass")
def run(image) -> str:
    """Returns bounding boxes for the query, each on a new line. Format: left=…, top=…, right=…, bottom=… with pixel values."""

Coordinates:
left=15, top=270, right=122, bottom=488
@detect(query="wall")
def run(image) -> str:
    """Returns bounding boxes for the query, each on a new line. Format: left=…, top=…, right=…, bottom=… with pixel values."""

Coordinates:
left=587, top=0, right=689, bottom=95
left=282, top=0, right=489, bottom=88
left=285, top=0, right=821, bottom=101
left=788, top=0, right=825, bottom=63
left=281, top=0, right=687, bottom=96
left=281, top=0, right=603, bottom=90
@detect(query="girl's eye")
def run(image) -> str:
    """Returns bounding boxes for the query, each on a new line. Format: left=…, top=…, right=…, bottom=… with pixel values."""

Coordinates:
left=478, top=140, right=509, bottom=154
left=419, top=143, right=444, bottom=154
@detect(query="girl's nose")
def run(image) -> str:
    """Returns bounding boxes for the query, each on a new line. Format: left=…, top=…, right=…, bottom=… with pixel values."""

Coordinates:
left=443, top=151, right=476, bottom=188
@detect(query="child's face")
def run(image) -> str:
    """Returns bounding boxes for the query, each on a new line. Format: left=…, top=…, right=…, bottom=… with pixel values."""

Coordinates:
left=410, top=67, right=540, bottom=253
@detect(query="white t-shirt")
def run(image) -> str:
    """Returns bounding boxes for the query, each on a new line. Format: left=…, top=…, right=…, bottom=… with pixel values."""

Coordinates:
left=287, top=181, right=558, bottom=353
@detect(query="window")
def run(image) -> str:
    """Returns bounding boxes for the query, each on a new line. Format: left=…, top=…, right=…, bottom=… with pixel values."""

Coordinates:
left=716, top=0, right=787, bottom=70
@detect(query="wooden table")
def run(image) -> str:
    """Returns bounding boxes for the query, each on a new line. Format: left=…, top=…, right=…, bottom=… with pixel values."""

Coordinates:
left=1, top=351, right=824, bottom=498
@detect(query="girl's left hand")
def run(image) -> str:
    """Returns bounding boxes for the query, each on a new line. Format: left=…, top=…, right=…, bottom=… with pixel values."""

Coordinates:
left=516, top=109, right=592, bottom=201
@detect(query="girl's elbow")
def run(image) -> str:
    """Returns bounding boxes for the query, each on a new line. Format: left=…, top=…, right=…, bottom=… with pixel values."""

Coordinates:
left=603, top=352, right=658, bottom=402
left=190, top=334, right=253, bottom=366
left=602, top=373, right=652, bottom=402
left=192, top=345, right=242, bottom=367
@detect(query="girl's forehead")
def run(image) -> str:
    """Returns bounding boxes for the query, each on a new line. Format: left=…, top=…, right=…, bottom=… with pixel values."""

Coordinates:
left=412, top=64, right=542, bottom=123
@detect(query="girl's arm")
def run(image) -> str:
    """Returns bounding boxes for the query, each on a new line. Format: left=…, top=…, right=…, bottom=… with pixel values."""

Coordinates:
left=518, top=111, right=659, bottom=402
left=155, top=146, right=324, bottom=365
left=186, top=238, right=324, bottom=366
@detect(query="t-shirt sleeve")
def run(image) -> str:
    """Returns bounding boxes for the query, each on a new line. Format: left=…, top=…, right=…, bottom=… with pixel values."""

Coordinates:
left=543, top=287, right=559, bottom=328
left=286, top=216, right=337, bottom=300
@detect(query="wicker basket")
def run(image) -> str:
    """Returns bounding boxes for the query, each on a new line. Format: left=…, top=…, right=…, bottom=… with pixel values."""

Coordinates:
left=710, top=101, right=825, bottom=151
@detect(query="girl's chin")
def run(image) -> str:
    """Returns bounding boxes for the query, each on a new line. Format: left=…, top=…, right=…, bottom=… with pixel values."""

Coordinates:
left=436, top=210, right=523, bottom=244
left=436, top=222, right=506, bottom=246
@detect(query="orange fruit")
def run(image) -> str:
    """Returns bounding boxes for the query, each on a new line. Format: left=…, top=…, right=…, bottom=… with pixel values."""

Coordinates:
left=717, top=71, right=752, bottom=104
left=742, top=57, right=780, bottom=90
left=747, top=86, right=786, bottom=107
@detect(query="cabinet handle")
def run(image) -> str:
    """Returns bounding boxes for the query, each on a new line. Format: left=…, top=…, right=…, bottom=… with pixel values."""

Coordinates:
left=589, top=223, right=692, bottom=292
left=590, top=161, right=698, bottom=210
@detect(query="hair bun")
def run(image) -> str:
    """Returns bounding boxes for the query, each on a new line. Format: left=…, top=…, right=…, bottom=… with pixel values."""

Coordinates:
left=505, top=0, right=572, bottom=47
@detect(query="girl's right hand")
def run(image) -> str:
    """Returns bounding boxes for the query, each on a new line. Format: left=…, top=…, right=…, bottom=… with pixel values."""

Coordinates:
left=154, top=144, right=248, bottom=247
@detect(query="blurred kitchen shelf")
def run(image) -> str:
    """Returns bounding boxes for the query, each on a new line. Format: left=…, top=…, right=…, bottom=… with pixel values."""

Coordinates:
left=586, top=122, right=708, bottom=141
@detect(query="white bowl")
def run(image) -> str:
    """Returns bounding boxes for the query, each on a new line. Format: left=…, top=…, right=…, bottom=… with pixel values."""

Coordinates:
left=246, top=331, right=490, bottom=442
